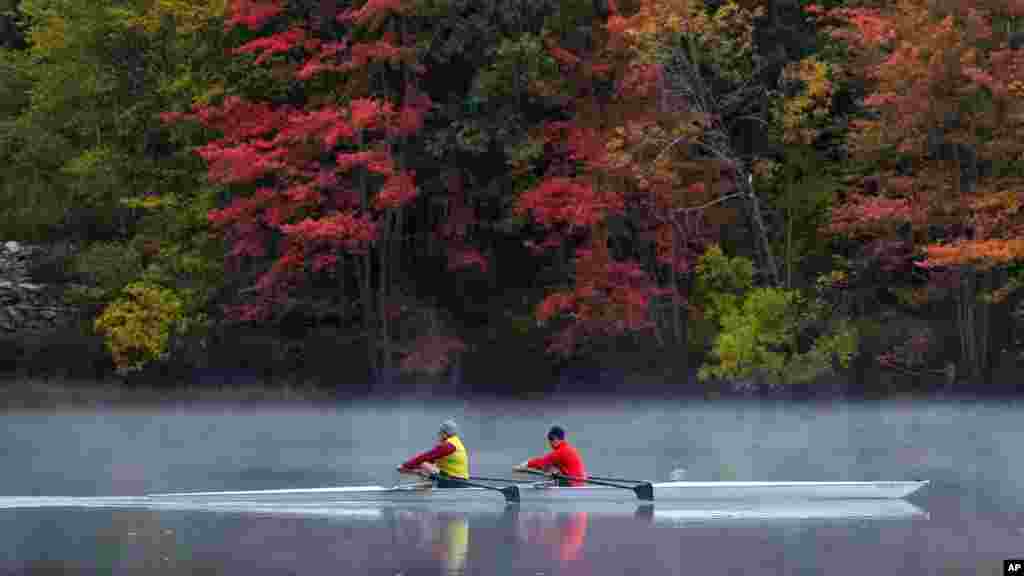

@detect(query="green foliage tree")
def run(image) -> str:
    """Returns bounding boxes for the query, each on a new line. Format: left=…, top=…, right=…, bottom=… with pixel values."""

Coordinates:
left=693, top=245, right=857, bottom=388
left=0, top=0, right=232, bottom=374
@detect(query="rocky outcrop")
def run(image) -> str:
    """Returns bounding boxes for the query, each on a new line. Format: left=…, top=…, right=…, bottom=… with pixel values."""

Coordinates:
left=0, top=241, right=76, bottom=334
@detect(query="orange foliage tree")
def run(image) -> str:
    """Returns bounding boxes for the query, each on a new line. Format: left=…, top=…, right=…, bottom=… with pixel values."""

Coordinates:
left=816, top=0, right=1024, bottom=268
left=814, top=0, right=1024, bottom=381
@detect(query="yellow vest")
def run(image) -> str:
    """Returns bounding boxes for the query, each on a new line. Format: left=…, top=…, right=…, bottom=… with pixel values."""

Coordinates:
left=438, top=435, right=469, bottom=479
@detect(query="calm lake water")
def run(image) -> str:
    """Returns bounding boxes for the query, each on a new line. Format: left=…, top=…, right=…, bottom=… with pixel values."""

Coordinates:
left=0, top=398, right=1021, bottom=575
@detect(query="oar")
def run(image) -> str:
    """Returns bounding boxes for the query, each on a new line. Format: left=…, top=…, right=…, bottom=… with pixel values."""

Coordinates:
left=435, top=474, right=521, bottom=503
left=400, top=469, right=520, bottom=503
left=585, top=474, right=654, bottom=484
left=515, top=468, right=654, bottom=501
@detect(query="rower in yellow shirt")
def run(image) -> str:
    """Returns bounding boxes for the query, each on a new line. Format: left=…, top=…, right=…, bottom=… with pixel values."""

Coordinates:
left=398, top=419, right=470, bottom=488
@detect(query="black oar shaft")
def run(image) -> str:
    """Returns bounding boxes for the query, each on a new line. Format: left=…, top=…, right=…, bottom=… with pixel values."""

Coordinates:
left=516, top=468, right=654, bottom=501
left=432, top=474, right=520, bottom=503
left=587, top=475, right=650, bottom=484
left=396, top=467, right=519, bottom=502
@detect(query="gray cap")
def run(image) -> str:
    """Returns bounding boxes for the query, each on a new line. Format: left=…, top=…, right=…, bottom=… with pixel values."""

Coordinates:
left=440, top=419, right=458, bottom=436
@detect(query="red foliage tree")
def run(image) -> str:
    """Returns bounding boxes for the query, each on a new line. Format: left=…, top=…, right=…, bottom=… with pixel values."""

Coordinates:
left=165, top=0, right=459, bottom=376
left=515, top=0, right=733, bottom=357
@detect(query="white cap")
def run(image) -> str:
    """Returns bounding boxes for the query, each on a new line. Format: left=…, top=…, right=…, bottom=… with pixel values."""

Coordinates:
left=440, top=419, right=458, bottom=437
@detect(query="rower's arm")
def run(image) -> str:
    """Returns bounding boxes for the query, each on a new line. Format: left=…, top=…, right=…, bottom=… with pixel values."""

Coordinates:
left=401, top=442, right=456, bottom=470
left=526, top=450, right=560, bottom=471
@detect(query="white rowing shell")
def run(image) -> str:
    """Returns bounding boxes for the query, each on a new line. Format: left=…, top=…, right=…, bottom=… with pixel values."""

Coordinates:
left=0, top=495, right=928, bottom=523
left=0, top=481, right=928, bottom=512
left=139, top=480, right=928, bottom=504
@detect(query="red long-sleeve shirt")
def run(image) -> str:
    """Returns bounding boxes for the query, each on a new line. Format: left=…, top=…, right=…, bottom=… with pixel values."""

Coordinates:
left=527, top=441, right=587, bottom=486
left=401, top=441, right=456, bottom=470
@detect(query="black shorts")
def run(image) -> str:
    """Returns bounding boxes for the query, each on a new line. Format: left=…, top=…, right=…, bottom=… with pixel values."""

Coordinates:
left=435, top=477, right=471, bottom=489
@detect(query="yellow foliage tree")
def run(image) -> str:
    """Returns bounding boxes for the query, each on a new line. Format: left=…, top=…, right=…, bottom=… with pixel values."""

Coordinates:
left=778, top=56, right=836, bottom=146
left=125, top=0, right=229, bottom=35
left=94, top=282, right=185, bottom=374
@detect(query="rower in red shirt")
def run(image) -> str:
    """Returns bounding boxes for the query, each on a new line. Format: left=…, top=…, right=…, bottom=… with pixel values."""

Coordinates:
left=513, top=425, right=587, bottom=487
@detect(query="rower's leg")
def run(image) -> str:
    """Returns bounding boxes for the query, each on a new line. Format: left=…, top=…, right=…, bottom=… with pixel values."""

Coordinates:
left=408, top=464, right=436, bottom=490
left=435, top=477, right=473, bottom=489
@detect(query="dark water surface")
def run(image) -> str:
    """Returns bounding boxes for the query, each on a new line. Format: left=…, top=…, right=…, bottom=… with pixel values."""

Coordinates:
left=0, top=398, right=1021, bottom=575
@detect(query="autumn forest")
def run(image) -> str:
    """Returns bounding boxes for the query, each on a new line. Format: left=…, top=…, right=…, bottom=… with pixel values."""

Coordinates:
left=1, top=0, right=1023, bottom=397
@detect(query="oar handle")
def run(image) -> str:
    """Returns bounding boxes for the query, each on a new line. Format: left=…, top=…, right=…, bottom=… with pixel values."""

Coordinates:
left=515, top=467, right=603, bottom=484
left=516, top=467, right=556, bottom=479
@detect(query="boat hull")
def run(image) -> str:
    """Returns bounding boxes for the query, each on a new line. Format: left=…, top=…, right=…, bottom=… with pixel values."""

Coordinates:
left=0, top=495, right=929, bottom=523
left=139, top=499, right=930, bottom=523
left=143, top=480, right=928, bottom=505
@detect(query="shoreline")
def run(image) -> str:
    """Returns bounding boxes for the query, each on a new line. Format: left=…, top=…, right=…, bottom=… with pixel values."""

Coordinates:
left=0, top=377, right=1017, bottom=411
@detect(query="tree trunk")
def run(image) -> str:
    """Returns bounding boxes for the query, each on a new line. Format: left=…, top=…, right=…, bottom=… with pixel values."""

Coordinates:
left=989, top=268, right=1011, bottom=387
left=487, top=232, right=498, bottom=292
left=559, top=237, right=569, bottom=278
left=448, top=348, right=462, bottom=394
left=739, top=168, right=781, bottom=287
left=848, top=286, right=868, bottom=393
left=420, top=307, right=442, bottom=396
left=422, top=194, right=431, bottom=260
left=957, top=267, right=979, bottom=385
left=338, top=254, right=345, bottom=307
left=957, top=273, right=967, bottom=381
left=357, top=129, right=378, bottom=382
left=391, top=208, right=404, bottom=288
left=785, top=166, right=794, bottom=289
left=670, top=224, right=682, bottom=347
left=978, top=268, right=992, bottom=386
left=379, top=211, right=393, bottom=382
left=393, top=13, right=409, bottom=291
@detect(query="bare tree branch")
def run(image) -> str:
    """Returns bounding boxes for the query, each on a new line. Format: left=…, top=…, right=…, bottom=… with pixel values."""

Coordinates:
left=676, top=192, right=747, bottom=214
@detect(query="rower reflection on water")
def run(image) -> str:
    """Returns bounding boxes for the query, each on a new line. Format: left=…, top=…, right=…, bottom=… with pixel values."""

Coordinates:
left=516, top=510, right=589, bottom=564
left=378, top=500, right=926, bottom=575
left=436, top=513, right=469, bottom=575
left=389, top=507, right=594, bottom=575
left=394, top=510, right=469, bottom=575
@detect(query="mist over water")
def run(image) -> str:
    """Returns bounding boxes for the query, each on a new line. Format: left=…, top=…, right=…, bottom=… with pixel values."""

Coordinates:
left=0, top=398, right=1021, bottom=574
